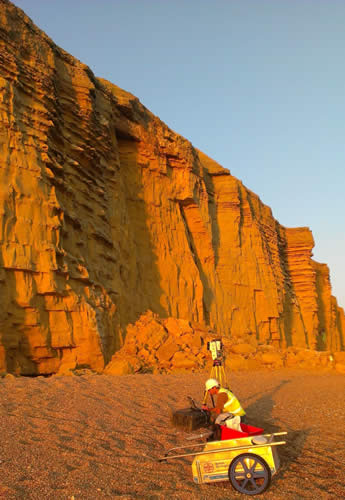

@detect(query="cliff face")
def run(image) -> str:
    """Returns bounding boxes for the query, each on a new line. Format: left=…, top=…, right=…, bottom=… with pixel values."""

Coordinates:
left=0, top=0, right=344, bottom=374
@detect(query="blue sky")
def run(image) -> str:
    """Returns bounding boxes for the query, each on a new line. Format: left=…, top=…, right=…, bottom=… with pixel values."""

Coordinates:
left=13, top=0, right=345, bottom=308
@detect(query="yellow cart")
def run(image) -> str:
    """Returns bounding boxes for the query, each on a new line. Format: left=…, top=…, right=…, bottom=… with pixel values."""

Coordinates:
left=160, top=430, right=287, bottom=496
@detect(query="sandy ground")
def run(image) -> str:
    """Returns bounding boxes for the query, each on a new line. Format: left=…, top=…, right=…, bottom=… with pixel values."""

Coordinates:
left=0, top=369, right=344, bottom=499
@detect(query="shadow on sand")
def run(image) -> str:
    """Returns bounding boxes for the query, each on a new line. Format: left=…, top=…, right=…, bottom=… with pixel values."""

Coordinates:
left=244, top=378, right=311, bottom=476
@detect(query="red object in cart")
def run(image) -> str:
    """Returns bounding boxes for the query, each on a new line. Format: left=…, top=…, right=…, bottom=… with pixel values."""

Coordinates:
left=220, top=423, right=264, bottom=440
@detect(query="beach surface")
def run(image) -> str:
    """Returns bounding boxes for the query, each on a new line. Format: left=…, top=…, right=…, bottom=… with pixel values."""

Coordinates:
left=0, top=369, right=344, bottom=499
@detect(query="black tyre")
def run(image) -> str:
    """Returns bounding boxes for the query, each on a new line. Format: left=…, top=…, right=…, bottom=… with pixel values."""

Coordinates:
left=228, top=453, right=271, bottom=496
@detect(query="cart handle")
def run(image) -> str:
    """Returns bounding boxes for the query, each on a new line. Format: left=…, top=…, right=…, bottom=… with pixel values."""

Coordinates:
left=163, top=431, right=287, bottom=455
left=159, top=440, right=286, bottom=462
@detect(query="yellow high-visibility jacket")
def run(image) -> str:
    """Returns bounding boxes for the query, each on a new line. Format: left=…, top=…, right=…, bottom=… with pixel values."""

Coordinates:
left=218, top=388, right=246, bottom=416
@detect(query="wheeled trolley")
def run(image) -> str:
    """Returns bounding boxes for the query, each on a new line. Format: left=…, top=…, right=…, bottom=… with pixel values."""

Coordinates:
left=160, top=424, right=287, bottom=496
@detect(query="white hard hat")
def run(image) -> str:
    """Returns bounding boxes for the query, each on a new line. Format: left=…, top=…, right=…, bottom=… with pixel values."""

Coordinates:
left=205, top=378, right=220, bottom=391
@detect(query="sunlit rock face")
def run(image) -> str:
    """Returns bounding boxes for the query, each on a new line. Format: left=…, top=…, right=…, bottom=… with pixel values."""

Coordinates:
left=0, top=0, right=343, bottom=374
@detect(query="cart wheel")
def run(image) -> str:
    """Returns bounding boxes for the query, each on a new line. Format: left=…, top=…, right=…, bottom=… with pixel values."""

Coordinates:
left=228, top=453, right=271, bottom=496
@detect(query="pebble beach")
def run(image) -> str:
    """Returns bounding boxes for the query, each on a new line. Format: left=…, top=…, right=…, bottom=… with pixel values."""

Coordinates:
left=0, top=369, right=344, bottom=499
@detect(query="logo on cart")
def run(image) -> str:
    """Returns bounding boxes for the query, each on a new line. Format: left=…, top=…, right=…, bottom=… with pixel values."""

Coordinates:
left=202, top=462, right=215, bottom=474
left=215, top=461, right=227, bottom=469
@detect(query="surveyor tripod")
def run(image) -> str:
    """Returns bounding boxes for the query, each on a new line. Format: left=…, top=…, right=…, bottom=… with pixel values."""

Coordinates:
left=202, top=339, right=229, bottom=405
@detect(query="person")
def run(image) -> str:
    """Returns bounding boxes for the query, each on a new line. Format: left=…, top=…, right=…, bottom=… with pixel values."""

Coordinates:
left=203, top=378, right=246, bottom=423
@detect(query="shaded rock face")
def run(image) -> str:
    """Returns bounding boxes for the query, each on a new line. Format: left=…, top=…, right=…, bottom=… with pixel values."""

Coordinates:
left=0, top=0, right=344, bottom=374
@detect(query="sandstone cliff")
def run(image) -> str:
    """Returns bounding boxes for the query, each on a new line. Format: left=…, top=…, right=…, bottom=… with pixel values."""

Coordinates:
left=0, top=0, right=344, bottom=374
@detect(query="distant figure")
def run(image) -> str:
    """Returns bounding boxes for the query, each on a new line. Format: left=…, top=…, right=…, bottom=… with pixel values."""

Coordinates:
left=203, top=378, right=246, bottom=424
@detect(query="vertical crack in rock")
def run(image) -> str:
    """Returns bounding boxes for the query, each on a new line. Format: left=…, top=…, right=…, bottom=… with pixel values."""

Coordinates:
left=178, top=200, right=212, bottom=325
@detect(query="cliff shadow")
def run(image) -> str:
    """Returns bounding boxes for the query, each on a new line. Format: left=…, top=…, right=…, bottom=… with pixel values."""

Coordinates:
left=336, top=306, right=345, bottom=351
left=0, top=271, right=40, bottom=375
left=275, top=223, right=293, bottom=347
left=314, top=266, right=327, bottom=350
left=177, top=198, right=215, bottom=325
left=44, top=53, right=165, bottom=363
left=202, top=170, right=221, bottom=268
left=115, top=134, right=166, bottom=329
left=275, top=223, right=309, bottom=348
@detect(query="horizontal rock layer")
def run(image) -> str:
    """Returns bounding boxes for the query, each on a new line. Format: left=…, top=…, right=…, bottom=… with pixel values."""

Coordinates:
left=0, top=0, right=344, bottom=374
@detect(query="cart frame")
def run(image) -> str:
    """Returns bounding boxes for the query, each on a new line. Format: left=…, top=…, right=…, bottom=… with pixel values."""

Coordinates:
left=159, top=431, right=287, bottom=495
